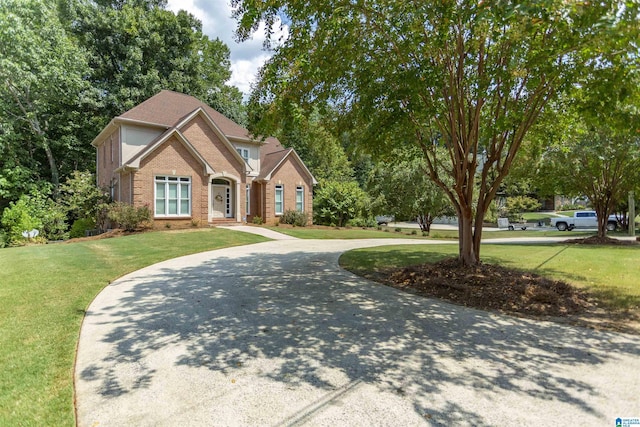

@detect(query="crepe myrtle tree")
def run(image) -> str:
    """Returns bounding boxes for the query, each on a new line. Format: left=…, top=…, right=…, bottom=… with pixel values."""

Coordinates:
left=233, top=0, right=638, bottom=265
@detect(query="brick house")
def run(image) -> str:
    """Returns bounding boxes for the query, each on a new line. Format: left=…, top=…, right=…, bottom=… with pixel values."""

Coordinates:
left=92, top=90, right=316, bottom=227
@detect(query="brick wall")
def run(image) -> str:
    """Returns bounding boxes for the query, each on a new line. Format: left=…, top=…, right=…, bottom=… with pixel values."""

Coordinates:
left=264, top=157, right=314, bottom=225
left=96, top=128, right=121, bottom=198
left=135, top=136, right=208, bottom=225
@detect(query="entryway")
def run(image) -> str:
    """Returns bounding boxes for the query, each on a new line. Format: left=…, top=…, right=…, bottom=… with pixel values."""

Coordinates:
left=211, top=178, right=233, bottom=219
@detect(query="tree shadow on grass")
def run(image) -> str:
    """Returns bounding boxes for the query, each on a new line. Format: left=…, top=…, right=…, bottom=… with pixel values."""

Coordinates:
left=77, top=243, right=640, bottom=425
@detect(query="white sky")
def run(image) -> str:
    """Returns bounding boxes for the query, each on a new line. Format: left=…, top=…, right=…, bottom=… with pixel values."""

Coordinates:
left=166, top=0, right=287, bottom=98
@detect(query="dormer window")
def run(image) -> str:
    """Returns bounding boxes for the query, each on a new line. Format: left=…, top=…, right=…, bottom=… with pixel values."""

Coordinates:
left=236, top=148, right=249, bottom=162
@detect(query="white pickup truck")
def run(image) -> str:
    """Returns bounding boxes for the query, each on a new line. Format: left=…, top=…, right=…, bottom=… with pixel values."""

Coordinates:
left=550, top=211, right=618, bottom=231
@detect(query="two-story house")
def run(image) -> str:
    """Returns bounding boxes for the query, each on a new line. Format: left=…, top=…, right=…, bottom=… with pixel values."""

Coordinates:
left=92, top=90, right=316, bottom=227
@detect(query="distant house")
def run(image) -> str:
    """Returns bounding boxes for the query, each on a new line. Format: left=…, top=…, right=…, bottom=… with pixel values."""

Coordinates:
left=92, top=90, right=316, bottom=226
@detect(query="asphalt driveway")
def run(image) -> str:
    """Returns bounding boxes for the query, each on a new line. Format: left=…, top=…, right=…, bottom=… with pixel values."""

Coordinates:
left=75, top=236, right=640, bottom=426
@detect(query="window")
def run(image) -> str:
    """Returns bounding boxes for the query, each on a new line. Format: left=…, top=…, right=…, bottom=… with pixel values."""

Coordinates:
left=275, top=185, right=283, bottom=215
left=245, top=184, right=250, bottom=215
left=155, top=176, right=191, bottom=217
left=236, top=148, right=249, bottom=162
left=296, top=186, right=304, bottom=212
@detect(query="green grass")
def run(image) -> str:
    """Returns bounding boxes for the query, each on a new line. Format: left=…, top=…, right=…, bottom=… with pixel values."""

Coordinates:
left=0, top=229, right=268, bottom=427
left=268, top=226, right=591, bottom=240
left=340, top=243, right=640, bottom=312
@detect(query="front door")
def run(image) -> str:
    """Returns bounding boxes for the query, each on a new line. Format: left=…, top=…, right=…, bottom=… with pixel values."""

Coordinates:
left=212, top=179, right=233, bottom=218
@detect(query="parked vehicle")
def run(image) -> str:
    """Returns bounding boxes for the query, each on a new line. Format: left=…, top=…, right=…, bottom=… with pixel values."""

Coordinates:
left=375, top=215, right=395, bottom=226
left=550, top=211, right=618, bottom=231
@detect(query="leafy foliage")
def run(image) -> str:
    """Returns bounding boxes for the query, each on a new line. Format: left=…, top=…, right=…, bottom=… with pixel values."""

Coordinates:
left=505, top=196, right=542, bottom=217
left=67, top=0, right=246, bottom=123
left=279, top=209, right=309, bottom=227
left=235, top=0, right=639, bottom=264
left=107, top=202, right=152, bottom=231
left=60, top=171, right=111, bottom=224
left=368, top=148, right=453, bottom=233
left=0, top=189, right=68, bottom=245
left=0, top=0, right=95, bottom=197
left=313, top=180, right=370, bottom=227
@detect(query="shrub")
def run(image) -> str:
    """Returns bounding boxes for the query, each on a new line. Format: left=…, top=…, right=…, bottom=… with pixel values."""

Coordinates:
left=348, top=217, right=377, bottom=228
left=69, top=218, right=96, bottom=238
left=252, top=216, right=264, bottom=225
left=60, top=171, right=110, bottom=223
left=560, top=203, right=586, bottom=211
left=313, top=180, right=370, bottom=227
left=107, top=203, right=151, bottom=231
left=1, top=197, right=43, bottom=244
left=506, top=196, right=542, bottom=215
left=395, top=227, right=402, bottom=233
left=411, top=230, right=417, bottom=235
left=0, top=190, right=68, bottom=244
left=280, top=210, right=309, bottom=227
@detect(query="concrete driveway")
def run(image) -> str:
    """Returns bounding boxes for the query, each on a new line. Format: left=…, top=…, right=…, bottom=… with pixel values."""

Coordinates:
left=75, top=236, right=640, bottom=426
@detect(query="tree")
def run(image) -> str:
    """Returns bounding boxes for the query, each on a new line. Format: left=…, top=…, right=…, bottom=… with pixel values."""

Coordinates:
left=0, top=0, right=93, bottom=198
left=68, top=0, right=246, bottom=123
left=234, top=0, right=638, bottom=265
left=536, top=35, right=640, bottom=238
left=368, top=148, right=453, bottom=233
left=542, top=124, right=640, bottom=238
left=313, top=180, right=369, bottom=227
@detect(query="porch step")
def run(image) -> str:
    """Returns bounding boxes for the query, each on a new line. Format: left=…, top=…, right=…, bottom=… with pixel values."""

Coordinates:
left=208, top=220, right=241, bottom=227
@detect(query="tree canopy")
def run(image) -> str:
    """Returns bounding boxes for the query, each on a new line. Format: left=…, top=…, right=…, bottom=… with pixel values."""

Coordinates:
left=234, top=0, right=640, bottom=264
left=67, top=0, right=246, bottom=124
left=0, top=0, right=245, bottom=210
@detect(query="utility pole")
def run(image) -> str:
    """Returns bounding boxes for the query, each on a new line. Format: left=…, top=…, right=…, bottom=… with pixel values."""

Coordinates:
left=629, top=191, right=636, bottom=237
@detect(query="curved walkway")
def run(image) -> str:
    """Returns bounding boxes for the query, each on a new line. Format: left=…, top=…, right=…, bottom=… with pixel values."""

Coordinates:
left=75, top=236, right=640, bottom=426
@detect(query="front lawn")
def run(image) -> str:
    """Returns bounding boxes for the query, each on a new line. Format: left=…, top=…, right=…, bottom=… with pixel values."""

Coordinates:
left=0, top=229, right=268, bottom=427
left=340, top=243, right=640, bottom=318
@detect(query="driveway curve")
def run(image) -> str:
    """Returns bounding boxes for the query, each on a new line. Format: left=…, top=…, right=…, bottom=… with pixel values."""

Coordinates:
left=75, top=237, right=640, bottom=426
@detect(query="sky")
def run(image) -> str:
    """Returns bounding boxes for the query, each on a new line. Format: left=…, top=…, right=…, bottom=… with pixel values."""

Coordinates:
left=166, top=0, right=287, bottom=98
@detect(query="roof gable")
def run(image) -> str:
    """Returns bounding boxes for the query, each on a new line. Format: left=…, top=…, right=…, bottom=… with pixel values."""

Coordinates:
left=118, top=128, right=215, bottom=175
left=257, top=148, right=318, bottom=184
left=119, top=90, right=252, bottom=140
left=176, top=107, right=252, bottom=173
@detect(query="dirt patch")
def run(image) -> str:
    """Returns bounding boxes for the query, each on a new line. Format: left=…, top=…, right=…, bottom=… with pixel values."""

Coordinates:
left=369, top=258, right=639, bottom=334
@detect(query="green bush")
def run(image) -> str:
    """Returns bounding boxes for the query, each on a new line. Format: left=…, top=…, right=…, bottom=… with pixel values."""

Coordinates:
left=348, top=217, right=377, bottom=228
left=69, top=218, right=96, bottom=238
left=252, top=216, right=264, bottom=225
left=107, top=203, right=151, bottom=231
left=0, top=190, right=68, bottom=244
left=279, top=210, right=309, bottom=227
left=560, top=203, right=586, bottom=211
left=1, top=197, right=43, bottom=244
left=60, top=171, right=110, bottom=223
left=505, top=196, right=542, bottom=217
left=313, top=180, right=370, bottom=227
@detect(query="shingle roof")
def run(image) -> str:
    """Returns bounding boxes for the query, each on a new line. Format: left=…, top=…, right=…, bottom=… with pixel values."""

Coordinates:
left=106, top=89, right=316, bottom=184
left=119, top=90, right=251, bottom=140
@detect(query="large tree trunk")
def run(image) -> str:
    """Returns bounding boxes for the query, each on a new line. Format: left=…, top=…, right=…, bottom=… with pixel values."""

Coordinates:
left=458, top=206, right=477, bottom=265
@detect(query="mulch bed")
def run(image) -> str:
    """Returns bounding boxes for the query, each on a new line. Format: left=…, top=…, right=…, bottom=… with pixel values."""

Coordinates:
left=564, top=235, right=639, bottom=245
left=373, top=256, right=640, bottom=334
left=388, top=258, right=590, bottom=317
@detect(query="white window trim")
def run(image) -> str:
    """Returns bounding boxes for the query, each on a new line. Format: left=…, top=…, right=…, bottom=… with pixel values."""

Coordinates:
left=275, top=184, right=284, bottom=216
left=296, top=186, right=304, bottom=212
left=154, top=175, right=191, bottom=217
left=236, top=148, right=249, bottom=162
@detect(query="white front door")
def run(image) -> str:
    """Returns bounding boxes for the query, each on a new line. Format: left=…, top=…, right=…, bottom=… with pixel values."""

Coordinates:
left=212, top=183, right=233, bottom=218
